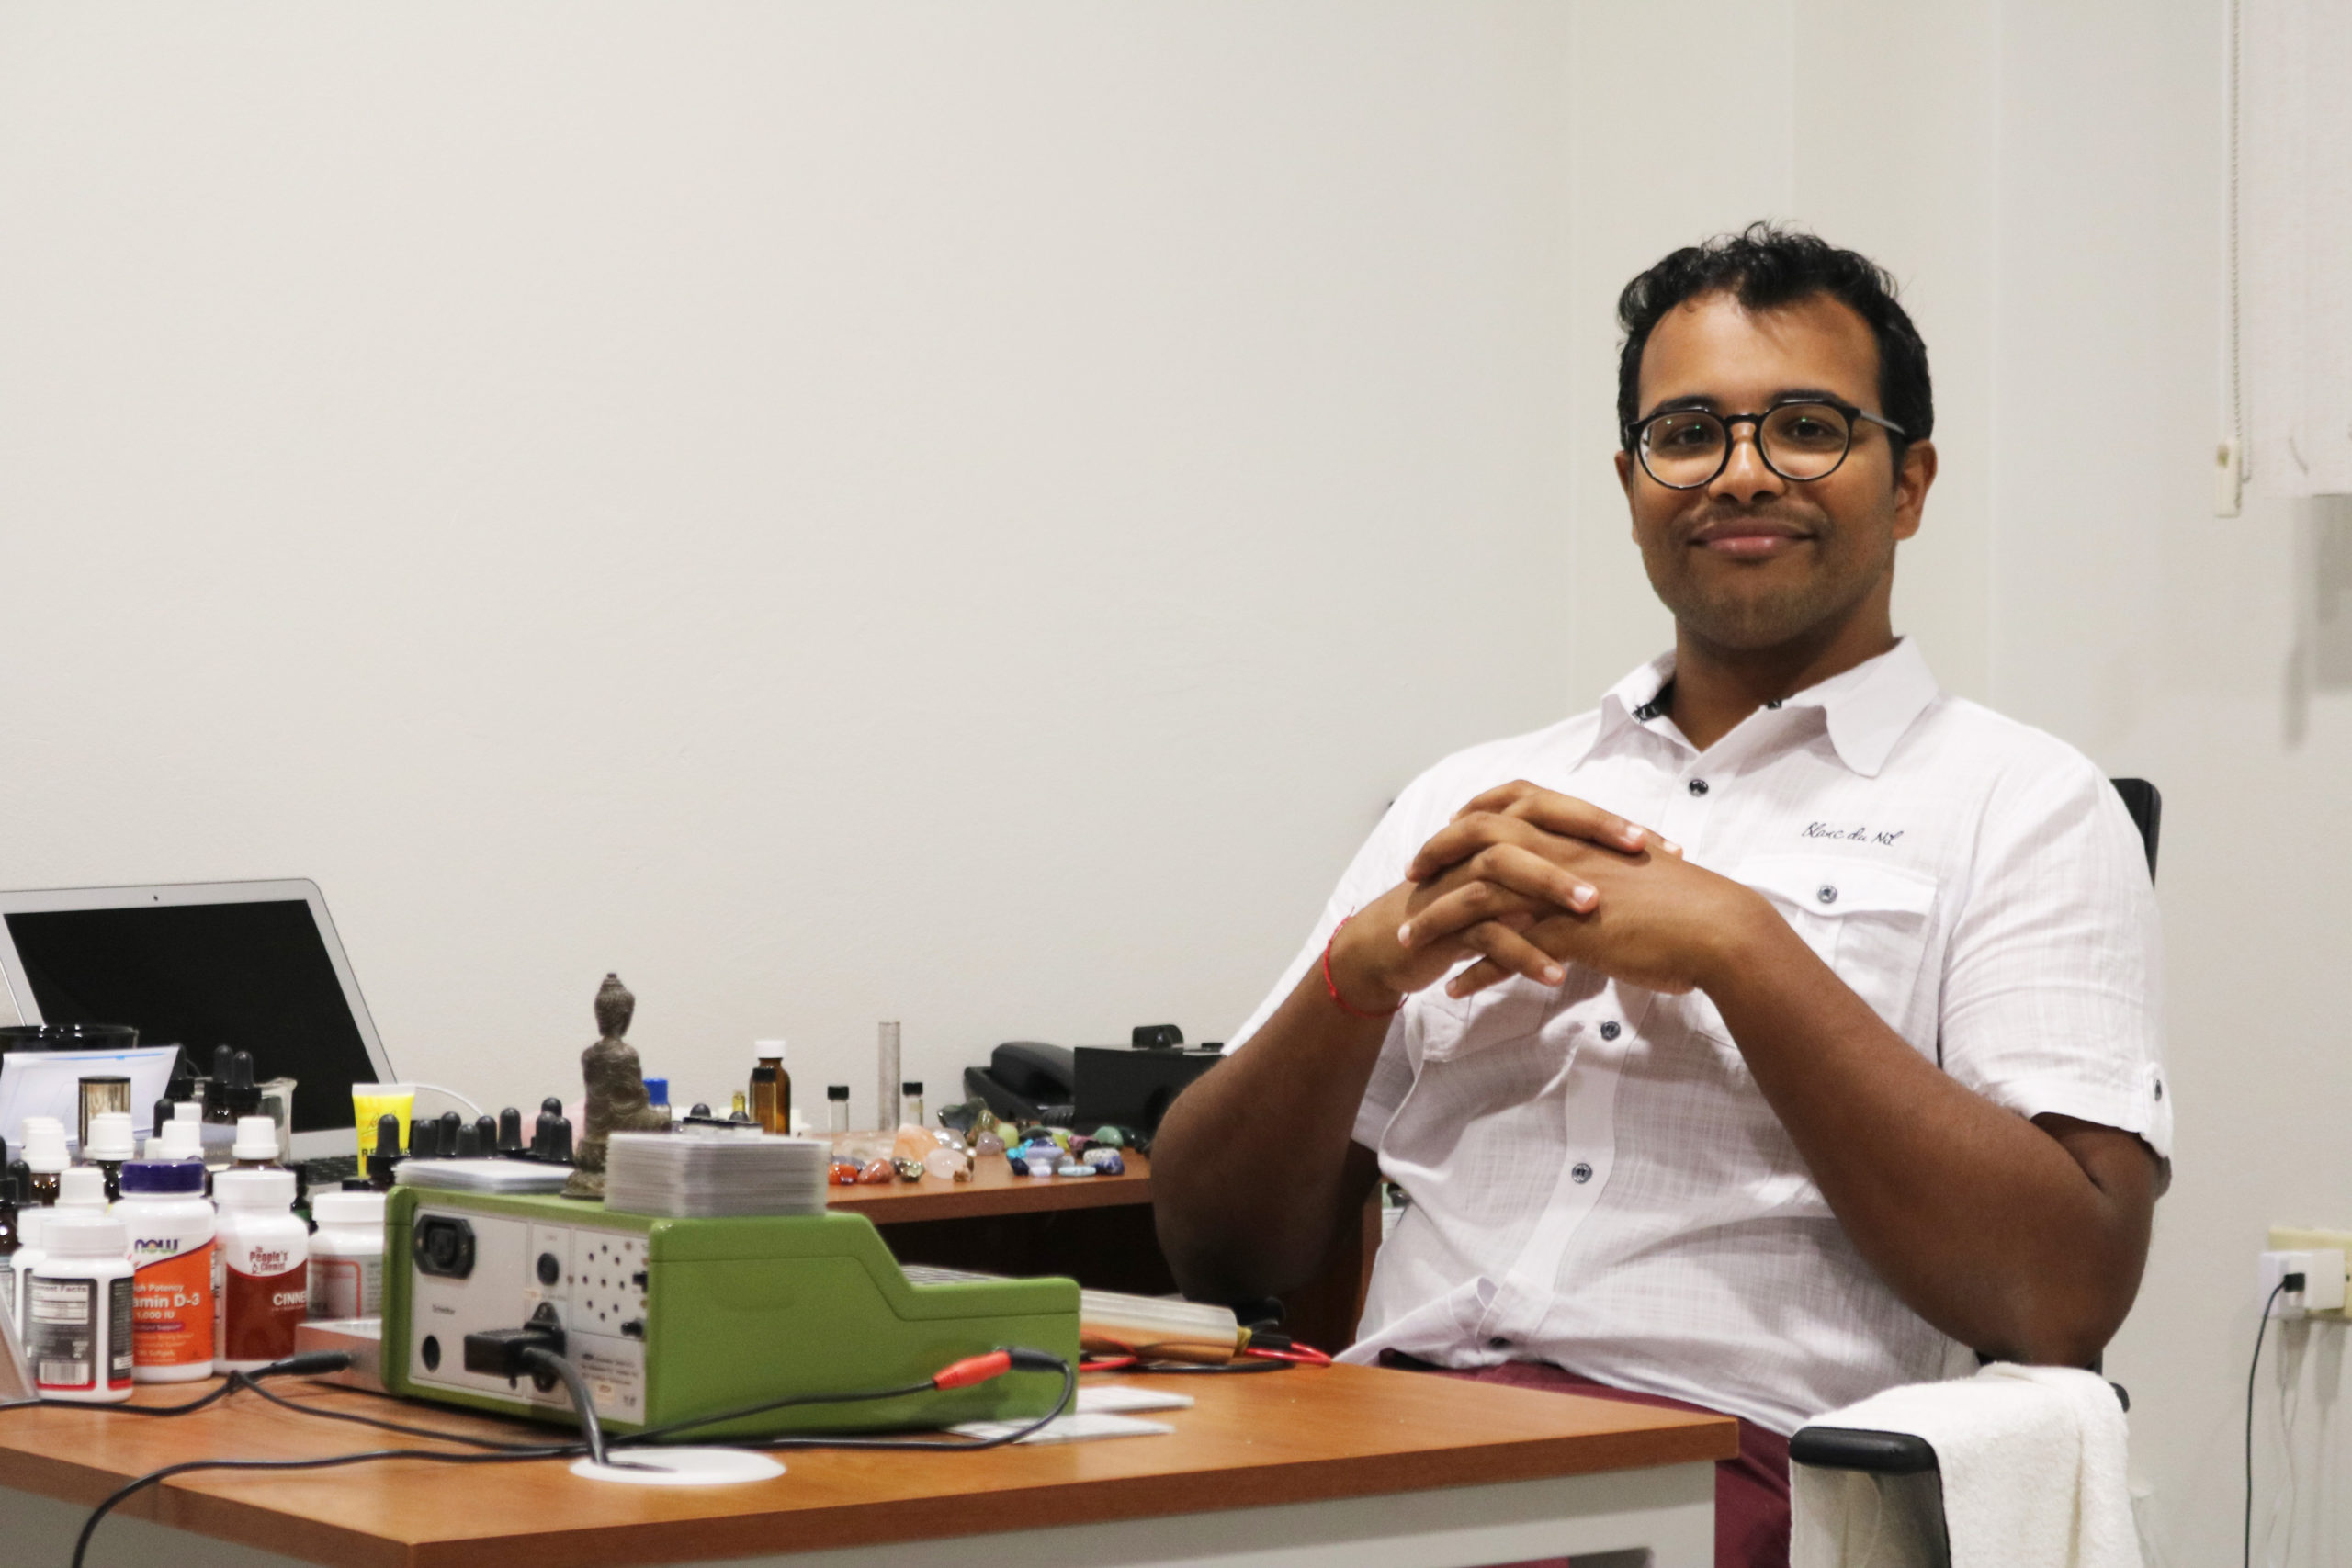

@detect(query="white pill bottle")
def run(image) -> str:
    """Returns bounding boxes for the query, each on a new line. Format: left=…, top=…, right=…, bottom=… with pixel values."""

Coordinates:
left=306, top=1190, right=386, bottom=1320
left=28, top=1213, right=134, bottom=1404
left=213, top=1168, right=309, bottom=1371
left=114, top=1157, right=217, bottom=1381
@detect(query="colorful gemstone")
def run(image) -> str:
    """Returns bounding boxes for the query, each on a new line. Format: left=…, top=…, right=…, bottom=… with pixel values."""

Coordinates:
left=893, top=1156, right=926, bottom=1182
left=1092, top=1127, right=1125, bottom=1148
left=1054, top=1161, right=1095, bottom=1178
left=830, top=1161, right=861, bottom=1186
left=858, top=1158, right=895, bottom=1184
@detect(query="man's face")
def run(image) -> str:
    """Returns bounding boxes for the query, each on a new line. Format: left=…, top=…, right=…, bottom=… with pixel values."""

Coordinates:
left=1614, top=290, right=1932, bottom=654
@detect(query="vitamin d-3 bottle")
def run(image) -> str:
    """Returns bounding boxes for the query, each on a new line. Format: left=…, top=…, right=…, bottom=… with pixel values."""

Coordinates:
left=115, top=1158, right=216, bottom=1381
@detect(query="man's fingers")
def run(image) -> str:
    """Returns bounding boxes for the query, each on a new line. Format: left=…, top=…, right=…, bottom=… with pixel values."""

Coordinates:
left=1425, top=783, right=1676, bottom=878
left=1396, top=845, right=1595, bottom=948
left=1446, top=921, right=1566, bottom=994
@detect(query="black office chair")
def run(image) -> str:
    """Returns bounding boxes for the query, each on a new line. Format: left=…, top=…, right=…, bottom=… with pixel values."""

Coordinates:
left=1788, top=779, right=2159, bottom=1567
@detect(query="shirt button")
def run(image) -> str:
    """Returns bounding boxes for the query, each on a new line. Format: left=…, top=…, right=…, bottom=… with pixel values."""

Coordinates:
left=1599, top=1021, right=1621, bottom=1041
left=1688, top=777, right=1710, bottom=796
left=1571, top=1162, right=1594, bottom=1184
left=1816, top=885, right=1838, bottom=905
left=2154, top=1077, right=2165, bottom=1100
left=1765, top=698, right=1783, bottom=709
left=1487, top=1336, right=1510, bottom=1349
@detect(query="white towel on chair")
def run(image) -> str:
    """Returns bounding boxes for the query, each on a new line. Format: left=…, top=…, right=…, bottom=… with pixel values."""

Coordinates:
left=1792, top=1363, right=2139, bottom=1568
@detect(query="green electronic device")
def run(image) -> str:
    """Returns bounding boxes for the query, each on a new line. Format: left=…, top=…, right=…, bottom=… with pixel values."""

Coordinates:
left=382, top=1188, right=1080, bottom=1438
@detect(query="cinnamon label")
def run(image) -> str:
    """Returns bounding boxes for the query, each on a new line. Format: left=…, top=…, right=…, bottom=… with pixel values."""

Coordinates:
left=223, top=1258, right=307, bottom=1363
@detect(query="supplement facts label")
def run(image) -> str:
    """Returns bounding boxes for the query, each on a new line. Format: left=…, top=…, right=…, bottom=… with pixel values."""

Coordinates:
left=29, top=1278, right=95, bottom=1391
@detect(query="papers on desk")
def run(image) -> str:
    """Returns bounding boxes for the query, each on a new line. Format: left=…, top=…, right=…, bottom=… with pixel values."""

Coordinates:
left=949, top=1412, right=1176, bottom=1444
left=0, top=1045, right=179, bottom=1149
left=946, top=1385, right=1194, bottom=1444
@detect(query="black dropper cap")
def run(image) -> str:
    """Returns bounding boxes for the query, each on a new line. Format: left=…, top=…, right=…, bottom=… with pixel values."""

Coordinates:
left=409, top=1114, right=442, bottom=1160
left=453, top=1120, right=483, bottom=1158
left=164, top=1048, right=195, bottom=1105
left=533, top=1108, right=571, bottom=1163
left=496, top=1107, right=523, bottom=1154
left=540, top=1096, right=563, bottom=1118
left=435, top=1110, right=462, bottom=1156
left=205, top=1044, right=234, bottom=1122
left=367, top=1113, right=404, bottom=1189
left=153, top=1097, right=176, bottom=1137
left=688, top=1102, right=712, bottom=1119
left=226, top=1050, right=261, bottom=1117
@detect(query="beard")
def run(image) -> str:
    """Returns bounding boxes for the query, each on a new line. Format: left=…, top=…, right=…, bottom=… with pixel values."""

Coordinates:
left=1638, top=505, right=1896, bottom=653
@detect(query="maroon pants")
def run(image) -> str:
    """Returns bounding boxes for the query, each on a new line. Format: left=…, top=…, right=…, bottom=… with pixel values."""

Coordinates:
left=1379, top=1352, right=1790, bottom=1568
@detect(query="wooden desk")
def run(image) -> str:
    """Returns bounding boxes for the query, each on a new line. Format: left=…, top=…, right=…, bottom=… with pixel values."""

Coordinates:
left=0, top=1362, right=1735, bottom=1568
left=827, top=1153, right=1379, bottom=1354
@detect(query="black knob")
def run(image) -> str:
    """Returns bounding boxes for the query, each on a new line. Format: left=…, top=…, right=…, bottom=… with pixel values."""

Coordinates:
left=688, top=1103, right=711, bottom=1119
left=537, top=1252, right=561, bottom=1286
left=496, top=1108, right=524, bottom=1154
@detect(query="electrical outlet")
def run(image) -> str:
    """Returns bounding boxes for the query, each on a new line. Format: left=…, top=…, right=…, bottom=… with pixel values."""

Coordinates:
left=2266, top=1227, right=2352, bottom=1318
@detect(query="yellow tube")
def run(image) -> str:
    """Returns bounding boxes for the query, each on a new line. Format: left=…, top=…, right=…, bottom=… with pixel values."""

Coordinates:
left=352, top=1083, right=416, bottom=1159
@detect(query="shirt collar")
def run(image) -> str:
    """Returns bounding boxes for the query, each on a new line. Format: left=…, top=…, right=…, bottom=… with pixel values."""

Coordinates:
left=1587, top=637, right=1940, bottom=778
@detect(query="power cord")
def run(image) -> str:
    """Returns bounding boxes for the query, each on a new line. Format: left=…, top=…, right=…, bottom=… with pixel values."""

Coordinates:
left=64, top=1345, right=1078, bottom=1567
left=2247, top=1274, right=2298, bottom=1568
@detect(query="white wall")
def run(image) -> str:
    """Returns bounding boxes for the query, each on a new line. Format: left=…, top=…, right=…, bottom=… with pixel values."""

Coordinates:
left=0, top=3, right=2332, bottom=1561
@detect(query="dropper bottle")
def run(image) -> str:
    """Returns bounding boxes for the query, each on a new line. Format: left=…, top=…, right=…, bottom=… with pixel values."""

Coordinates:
left=232, top=1116, right=282, bottom=1169
left=84, top=1113, right=136, bottom=1201
left=22, top=1119, right=68, bottom=1206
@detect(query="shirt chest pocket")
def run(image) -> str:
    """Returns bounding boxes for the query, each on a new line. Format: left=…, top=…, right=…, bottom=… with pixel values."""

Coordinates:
left=1688, top=855, right=1940, bottom=1047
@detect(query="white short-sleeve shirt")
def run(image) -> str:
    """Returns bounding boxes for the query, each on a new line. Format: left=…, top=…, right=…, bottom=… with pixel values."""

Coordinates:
left=1225, top=638, right=2168, bottom=1436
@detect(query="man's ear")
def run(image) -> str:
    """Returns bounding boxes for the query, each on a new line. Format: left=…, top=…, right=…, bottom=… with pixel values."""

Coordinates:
left=1891, top=439, right=1937, bottom=542
left=1614, top=448, right=1636, bottom=521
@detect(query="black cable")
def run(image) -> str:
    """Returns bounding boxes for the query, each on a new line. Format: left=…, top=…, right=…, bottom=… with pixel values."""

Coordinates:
left=71, top=1440, right=585, bottom=1568
left=234, top=1371, right=568, bottom=1452
left=66, top=1347, right=1080, bottom=1564
left=622, top=1353, right=1077, bottom=1452
left=2247, top=1275, right=2295, bottom=1568
left=520, top=1347, right=617, bottom=1470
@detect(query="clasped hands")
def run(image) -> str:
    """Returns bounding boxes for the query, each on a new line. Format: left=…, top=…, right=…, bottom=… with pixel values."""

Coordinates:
left=1328, top=782, right=1769, bottom=1015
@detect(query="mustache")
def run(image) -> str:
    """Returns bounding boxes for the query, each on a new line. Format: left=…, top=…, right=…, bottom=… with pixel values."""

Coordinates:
left=1680, top=502, right=1828, bottom=536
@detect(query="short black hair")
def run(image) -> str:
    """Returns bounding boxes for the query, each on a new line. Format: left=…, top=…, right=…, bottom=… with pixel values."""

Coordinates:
left=1615, top=223, right=1932, bottom=463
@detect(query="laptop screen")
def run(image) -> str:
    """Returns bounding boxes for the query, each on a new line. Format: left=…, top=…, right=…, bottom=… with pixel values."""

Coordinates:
left=4, top=898, right=376, bottom=1136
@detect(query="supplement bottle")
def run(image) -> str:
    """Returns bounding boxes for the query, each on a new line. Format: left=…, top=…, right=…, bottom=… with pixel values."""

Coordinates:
left=83, top=1112, right=136, bottom=1201
left=306, top=1189, right=386, bottom=1320
left=28, top=1212, right=134, bottom=1404
left=0, top=1177, right=26, bottom=1322
left=213, top=1168, right=308, bottom=1371
left=22, top=1119, right=67, bottom=1205
left=115, top=1158, right=216, bottom=1381
left=231, top=1115, right=282, bottom=1169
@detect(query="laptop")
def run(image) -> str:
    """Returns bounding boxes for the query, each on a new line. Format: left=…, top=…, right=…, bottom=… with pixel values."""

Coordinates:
left=0, top=879, right=397, bottom=1161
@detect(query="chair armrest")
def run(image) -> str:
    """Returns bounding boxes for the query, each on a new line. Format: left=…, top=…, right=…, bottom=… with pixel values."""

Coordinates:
left=1788, top=1426, right=1940, bottom=1474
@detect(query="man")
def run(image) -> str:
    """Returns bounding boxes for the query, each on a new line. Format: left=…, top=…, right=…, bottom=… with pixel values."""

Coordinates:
left=1151, top=225, right=2168, bottom=1567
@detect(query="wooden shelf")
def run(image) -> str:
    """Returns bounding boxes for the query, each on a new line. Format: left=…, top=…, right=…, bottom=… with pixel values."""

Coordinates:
left=824, top=1150, right=1153, bottom=1224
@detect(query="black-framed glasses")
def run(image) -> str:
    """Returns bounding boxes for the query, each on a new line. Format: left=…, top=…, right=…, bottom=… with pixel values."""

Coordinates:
left=1623, top=398, right=1905, bottom=490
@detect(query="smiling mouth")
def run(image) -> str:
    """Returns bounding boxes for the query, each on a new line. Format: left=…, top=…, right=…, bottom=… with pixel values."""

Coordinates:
left=1689, top=526, right=1813, bottom=559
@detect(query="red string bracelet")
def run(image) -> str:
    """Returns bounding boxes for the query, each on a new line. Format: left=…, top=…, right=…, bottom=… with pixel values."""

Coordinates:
left=1322, top=912, right=1403, bottom=1020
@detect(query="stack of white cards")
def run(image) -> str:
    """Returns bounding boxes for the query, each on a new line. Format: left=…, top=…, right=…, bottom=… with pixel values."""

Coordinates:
left=603, top=1130, right=831, bottom=1218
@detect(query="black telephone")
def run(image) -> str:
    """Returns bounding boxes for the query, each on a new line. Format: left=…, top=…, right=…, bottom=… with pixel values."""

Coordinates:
left=964, top=1042, right=1077, bottom=1125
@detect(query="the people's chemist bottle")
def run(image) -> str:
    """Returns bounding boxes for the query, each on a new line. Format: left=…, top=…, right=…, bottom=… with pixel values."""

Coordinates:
left=115, top=1158, right=216, bottom=1381
left=213, top=1168, right=308, bottom=1371
left=28, top=1213, right=134, bottom=1403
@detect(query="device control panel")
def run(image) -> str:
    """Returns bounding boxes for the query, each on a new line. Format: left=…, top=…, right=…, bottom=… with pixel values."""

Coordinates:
left=407, top=1204, right=649, bottom=1422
